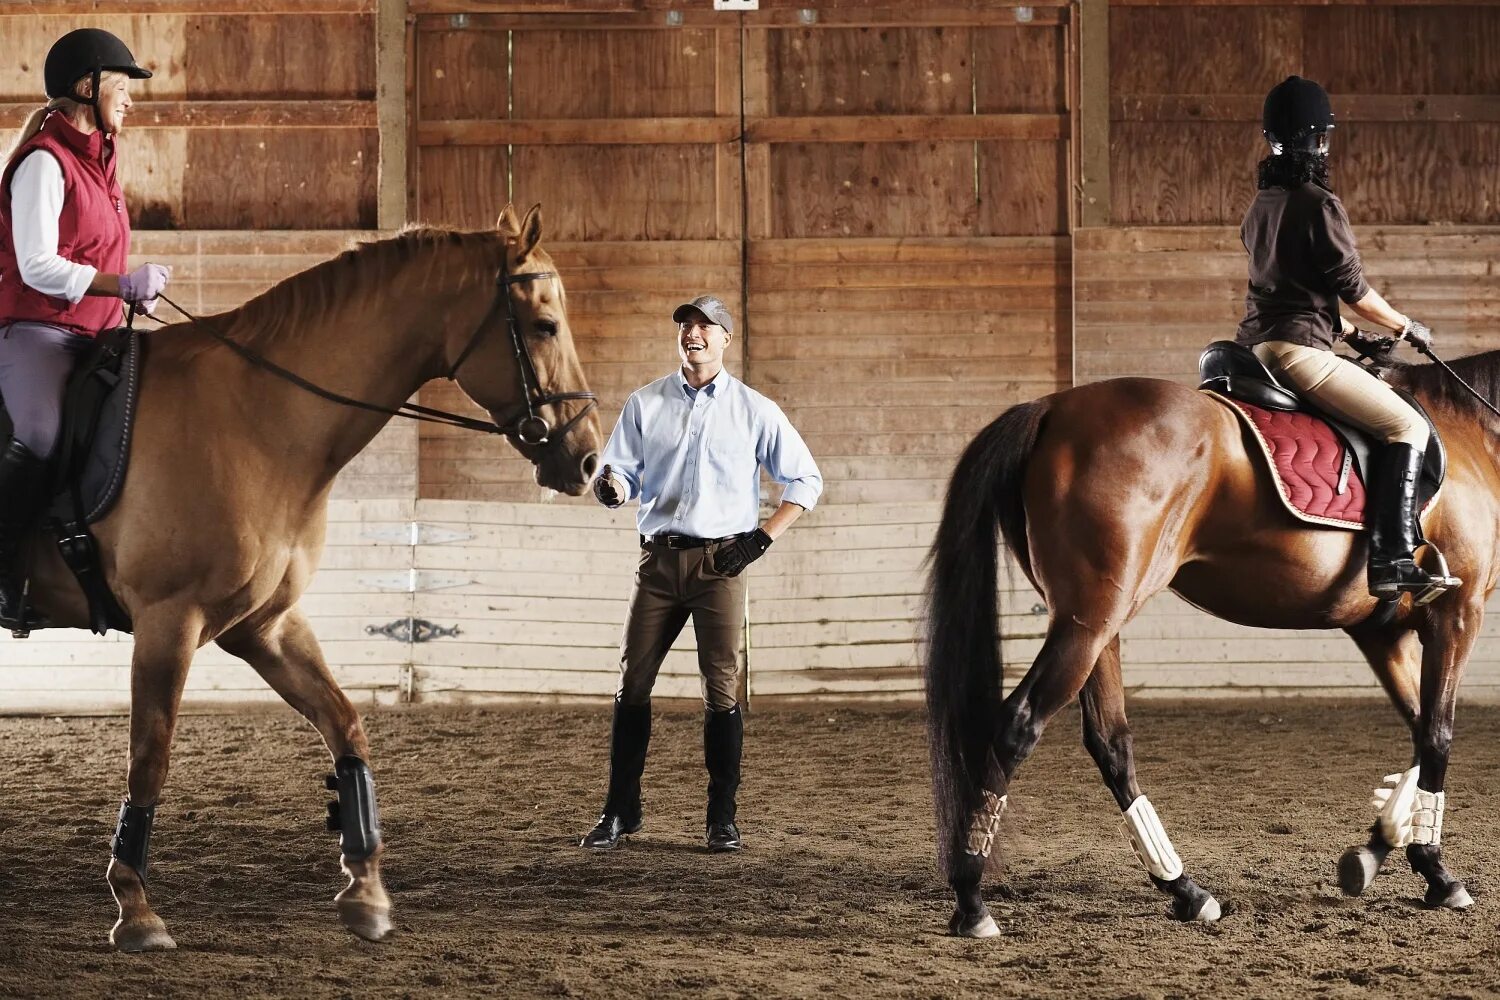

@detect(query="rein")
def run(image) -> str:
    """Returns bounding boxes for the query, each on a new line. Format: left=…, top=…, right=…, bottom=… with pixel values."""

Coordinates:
left=146, top=265, right=597, bottom=446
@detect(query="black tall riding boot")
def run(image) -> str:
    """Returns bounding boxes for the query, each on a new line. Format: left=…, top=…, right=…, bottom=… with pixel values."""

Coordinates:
left=580, top=698, right=651, bottom=850
left=0, top=439, right=49, bottom=629
left=1368, top=443, right=1459, bottom=599
left=704, top=704, right=743, bottom=852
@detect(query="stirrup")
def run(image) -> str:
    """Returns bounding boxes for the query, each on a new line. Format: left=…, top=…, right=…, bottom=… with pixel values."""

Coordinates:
left=1370, top=544, right=1461, bottom=606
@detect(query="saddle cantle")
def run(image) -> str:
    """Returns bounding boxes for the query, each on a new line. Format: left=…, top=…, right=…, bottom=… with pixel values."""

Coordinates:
left=0, top=326, right=142, bottom=635
left=1197, top=340, right=1445, bottom=530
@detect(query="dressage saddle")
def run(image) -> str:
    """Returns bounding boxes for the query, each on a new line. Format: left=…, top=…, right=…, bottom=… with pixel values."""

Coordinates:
left=1197, top=340, right=1445, bottom=511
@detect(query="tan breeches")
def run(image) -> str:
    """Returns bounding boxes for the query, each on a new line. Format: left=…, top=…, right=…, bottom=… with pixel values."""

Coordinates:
left=1252, top=341, right=1429, bottom=449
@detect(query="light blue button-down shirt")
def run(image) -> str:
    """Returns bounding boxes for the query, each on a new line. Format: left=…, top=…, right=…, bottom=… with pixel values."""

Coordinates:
left=600, top=367, right=823, bottom=537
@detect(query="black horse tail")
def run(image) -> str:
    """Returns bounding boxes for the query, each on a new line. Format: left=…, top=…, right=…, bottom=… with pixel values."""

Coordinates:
left=924, top=398, right=1048, bottom=873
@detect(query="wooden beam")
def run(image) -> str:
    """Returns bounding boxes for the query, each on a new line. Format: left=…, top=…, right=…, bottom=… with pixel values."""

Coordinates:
left=6, top=0, right=373, bottom=11
left=1077, top=0, right=1109, bottom=228
left=377, top=0, right=410, bottom=230
left=1114, top=94, right=1500, bottom=124
left=746, top=114, right=1066, bottom=143
left=412, top=8, right=1067, bottom=28
left=0, top=101, right=375, bottom=130
left=1111, top=0, right=1489, bottom=6
left=417, top=117, right=742, bottom=146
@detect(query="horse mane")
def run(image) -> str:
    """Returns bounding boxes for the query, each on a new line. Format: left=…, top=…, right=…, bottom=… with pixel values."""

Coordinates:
left=1384, top=349, right=1500, bottom=425
left=188, top=227, right=511, bottom=355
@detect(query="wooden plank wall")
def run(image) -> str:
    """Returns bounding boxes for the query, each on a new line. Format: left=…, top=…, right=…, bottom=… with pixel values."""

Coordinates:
left=409, top=12, right=744, bottom=502
left=1109, top=2, right=1500, bottom=226
left=0, top=3, right=379, bottom=229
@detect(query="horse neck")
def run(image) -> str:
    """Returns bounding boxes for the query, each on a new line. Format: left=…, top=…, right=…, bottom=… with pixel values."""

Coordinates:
left=175, top=245, right=484, bottom=492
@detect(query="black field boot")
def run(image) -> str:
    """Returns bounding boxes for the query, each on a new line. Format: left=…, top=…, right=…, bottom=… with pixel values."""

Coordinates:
left=580, top=698, right=651, bottom=850
left=1368, top=443, right=1460, bottom=600
left=704, top=705, right=743, bottom=852
left=0, top=439, right=49, bottom=630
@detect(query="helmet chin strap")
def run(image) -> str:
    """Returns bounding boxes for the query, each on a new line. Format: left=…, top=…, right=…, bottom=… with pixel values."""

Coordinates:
left=72, top=68, right=107, bottom=134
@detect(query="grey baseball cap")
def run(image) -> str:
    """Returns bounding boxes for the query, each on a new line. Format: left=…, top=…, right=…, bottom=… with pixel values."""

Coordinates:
left=672, top=294, right=733, bottom=334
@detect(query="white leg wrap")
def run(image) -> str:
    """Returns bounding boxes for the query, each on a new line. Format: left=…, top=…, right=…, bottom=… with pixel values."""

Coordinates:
left=1371, top=766, right=1421, bottom=848
left=964, top=790, right=1007, bottom=858
left=1411, top=790, right=1445, bottom=846
left=1121, top=795, right=1184, bottom=881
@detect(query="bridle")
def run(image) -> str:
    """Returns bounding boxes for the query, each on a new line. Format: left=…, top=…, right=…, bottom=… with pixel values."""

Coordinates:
left=152, top=260, right=598, bottom=448
left=448, top=267, right=597, bottom=446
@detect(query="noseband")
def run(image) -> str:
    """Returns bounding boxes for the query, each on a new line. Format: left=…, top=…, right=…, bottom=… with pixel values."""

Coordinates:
left=448, top=267, right=598, bottom=447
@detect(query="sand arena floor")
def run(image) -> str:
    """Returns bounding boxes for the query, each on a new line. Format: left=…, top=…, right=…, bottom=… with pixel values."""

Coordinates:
left=1, top=699, right=1498, bottom=999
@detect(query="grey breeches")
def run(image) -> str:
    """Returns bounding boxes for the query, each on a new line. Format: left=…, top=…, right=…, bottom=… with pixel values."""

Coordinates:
left=0, top=321, right=94, bottom=459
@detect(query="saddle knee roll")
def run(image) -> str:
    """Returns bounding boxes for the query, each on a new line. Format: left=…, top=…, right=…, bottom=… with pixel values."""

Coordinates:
left=1121, top=795, right=1184, bottom=881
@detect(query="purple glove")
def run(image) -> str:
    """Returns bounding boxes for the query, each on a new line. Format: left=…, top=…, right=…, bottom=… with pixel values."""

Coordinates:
left=119, top=262, right=170, bottom=308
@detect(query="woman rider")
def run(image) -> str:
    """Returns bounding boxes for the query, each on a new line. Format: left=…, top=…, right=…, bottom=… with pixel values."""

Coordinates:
left=0, top=28, right=171, bottom=627
left=1236, top=75, right=1455, bottom=600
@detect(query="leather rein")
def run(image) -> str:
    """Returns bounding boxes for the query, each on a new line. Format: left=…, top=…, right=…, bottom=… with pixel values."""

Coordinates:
left=149, top=265, right=598, bottom=447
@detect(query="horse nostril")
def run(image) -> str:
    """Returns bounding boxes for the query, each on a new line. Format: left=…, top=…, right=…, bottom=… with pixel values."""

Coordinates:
left=581, top=452, right=600, bottom=478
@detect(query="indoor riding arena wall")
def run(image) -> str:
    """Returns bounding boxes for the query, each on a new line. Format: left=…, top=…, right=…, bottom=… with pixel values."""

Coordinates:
left=0, top=0, right=1497, bottom=710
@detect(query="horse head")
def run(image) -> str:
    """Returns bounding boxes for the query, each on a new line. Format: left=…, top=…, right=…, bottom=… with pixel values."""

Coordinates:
left=443, top=204, right=603, bottom=495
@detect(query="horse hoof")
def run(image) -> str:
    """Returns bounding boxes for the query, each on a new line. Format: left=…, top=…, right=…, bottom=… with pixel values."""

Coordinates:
left=1425, top=882, right=1474, bottom=911
left=947, top=907, right=1000, bottom=939
left=1338, top=846, right=1381, bottom=897
left=338, top=898, right=394, bottom=942
left=111, top=915, right=177, bottom=953
left=1191, top=895, right=1222, bottom=923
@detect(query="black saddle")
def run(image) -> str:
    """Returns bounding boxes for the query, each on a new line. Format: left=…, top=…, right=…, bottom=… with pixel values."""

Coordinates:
left=0, top=326, right=142, bottom=634
left=1197, top=340, right=1445, bottom=512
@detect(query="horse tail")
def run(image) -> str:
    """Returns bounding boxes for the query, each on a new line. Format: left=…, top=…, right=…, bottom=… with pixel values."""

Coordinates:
left=924, top=397, right=1049, bottom=871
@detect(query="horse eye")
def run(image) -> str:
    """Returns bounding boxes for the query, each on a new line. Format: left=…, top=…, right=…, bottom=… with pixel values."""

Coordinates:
left=534, top=319, right=558, bottom=337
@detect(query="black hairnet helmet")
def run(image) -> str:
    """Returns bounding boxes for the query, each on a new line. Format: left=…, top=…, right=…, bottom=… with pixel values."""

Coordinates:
left=1262, top=76, right=1334, bottom=153
left=44, top=28, right=151, bottom=101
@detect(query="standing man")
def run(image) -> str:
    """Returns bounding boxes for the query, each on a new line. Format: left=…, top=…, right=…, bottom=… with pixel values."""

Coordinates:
left=580, top=294, right=822, bottom=853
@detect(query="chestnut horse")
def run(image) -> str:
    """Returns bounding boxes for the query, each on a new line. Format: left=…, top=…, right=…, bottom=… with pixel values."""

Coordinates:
left=925, top=350, right=1498, bottom=936
left=14, top=203, right=602, bottom=950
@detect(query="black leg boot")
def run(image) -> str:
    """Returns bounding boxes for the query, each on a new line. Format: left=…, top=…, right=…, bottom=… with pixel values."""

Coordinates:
left=704, top=705, right=743, bottom=852
left=1368, top=443, right=1460, bottom=599
left=0, top=439, right=49, bottom=630
left=580, top=698, right=651, bottom=850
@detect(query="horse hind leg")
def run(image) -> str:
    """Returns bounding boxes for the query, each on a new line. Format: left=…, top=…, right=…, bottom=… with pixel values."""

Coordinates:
left=218, top=609, right=394, bottom=941
left=1080, top=636, right=1219, bottom=923
left=947, top=618, right=1117, bottom=938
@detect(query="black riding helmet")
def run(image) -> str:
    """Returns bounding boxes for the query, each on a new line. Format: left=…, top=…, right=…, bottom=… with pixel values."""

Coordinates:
left=1262, top=76, right=1334, bottom=153
left=44, top=28, right=152, bottom=132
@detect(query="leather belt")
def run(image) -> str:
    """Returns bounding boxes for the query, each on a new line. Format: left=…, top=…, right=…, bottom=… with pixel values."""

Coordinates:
left=642, top=533, right=740, bottom=549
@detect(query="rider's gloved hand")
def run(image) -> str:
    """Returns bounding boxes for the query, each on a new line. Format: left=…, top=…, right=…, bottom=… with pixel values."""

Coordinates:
left=1345, top=327, right=1397, bottom=360
left=120, top=262, right=171, bottom=313
left=1400, top=317, right=1433, bottom=353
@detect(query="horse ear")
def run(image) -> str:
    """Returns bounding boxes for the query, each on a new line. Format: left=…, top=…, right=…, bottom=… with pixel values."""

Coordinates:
left=516, top=203, right=543, bottom=259
left=495, top=204, right=520, bottom=236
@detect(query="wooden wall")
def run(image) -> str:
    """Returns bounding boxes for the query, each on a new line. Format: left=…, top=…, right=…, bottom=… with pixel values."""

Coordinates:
left=1109, top=2, right=1500, bottom=226
left=0, top=3, right=379, bottom=229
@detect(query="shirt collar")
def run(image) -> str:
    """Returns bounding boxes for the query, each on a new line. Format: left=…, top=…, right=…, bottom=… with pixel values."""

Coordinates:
left=676, top=366, right=731, bottom=398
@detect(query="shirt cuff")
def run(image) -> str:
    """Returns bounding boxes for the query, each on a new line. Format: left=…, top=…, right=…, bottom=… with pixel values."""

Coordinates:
left=780, top=480, right=821, bottom=511
left=63, top=263, right=98, bottom=304
left=1337, top=275, right=1371, bottom=306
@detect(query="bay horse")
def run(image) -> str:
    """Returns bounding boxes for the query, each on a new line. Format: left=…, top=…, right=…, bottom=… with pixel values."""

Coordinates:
left=925, top=349, right=1499, bottom=936
left=12, top=203, right=602, bottom=950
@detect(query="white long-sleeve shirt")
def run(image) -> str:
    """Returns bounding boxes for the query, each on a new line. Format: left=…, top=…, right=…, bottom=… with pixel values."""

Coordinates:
left=600, top=367, right=823, bottom=538
left=8, top=150, right=97, bottom=303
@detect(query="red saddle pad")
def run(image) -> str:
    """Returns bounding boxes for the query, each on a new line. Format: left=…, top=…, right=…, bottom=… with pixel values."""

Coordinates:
left=1210, top=394, right=1367, bottom=530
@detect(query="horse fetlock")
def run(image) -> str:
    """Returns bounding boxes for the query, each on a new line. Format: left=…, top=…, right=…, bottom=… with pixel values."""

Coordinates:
left=106, top=857, right=174, bottom=952
left=1121, top=795, right=1184, bottom=881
